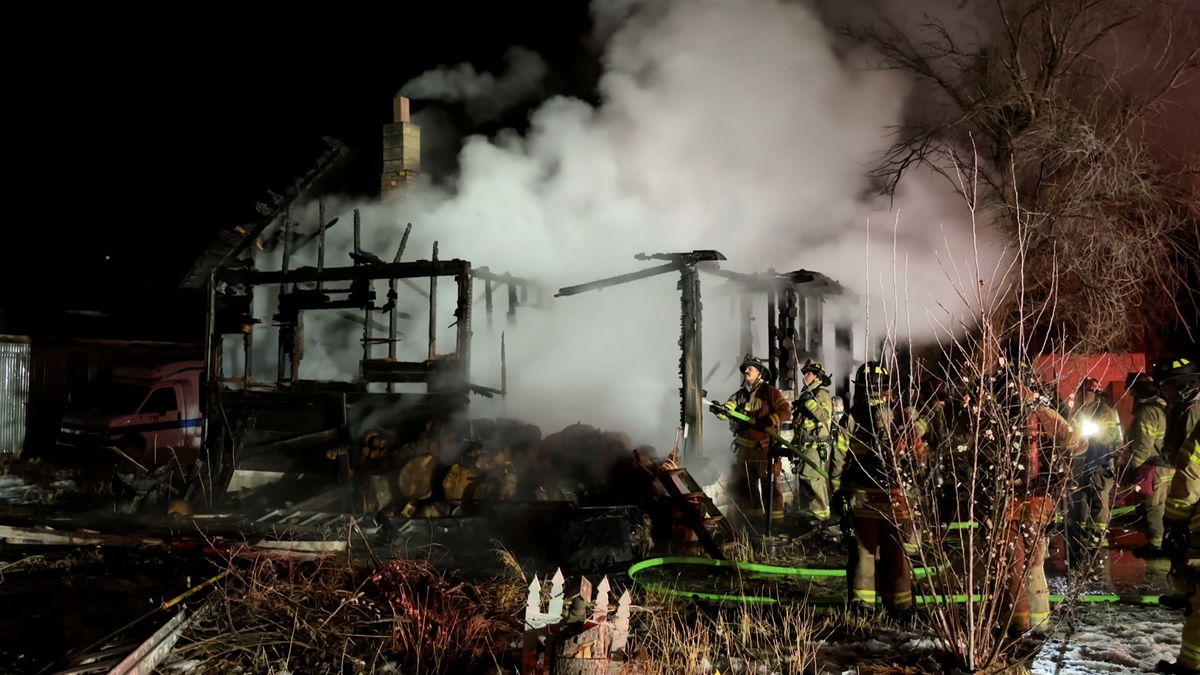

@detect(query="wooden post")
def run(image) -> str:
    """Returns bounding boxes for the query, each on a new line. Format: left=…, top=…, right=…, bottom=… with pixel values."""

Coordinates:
left=281, top=208, right=293, bottom=286
left=766, top=282, right=778, bottom=387
left=352, top=208, right=361, bottom=258
left=679, top=263, right=703, bottom=458
left=740, top=294, right=753, bottom=362
left=278, top=209, right=292, bottom=385
left=485, top=277, right=494, bottom=328
left=361, top=283, right=371, bottom=385
left=387, top=224, right=412, bottom=393
left=242, top=327, right=252, bottom=388
left=455, top=267, right=473, bottom=381
left=290, top=312, right=302, bottom=386
left=317, top=199, right=326, bottom=291
left=428, top=242, right=438, bottom=361
left=506, top=273, right=518, bottom=326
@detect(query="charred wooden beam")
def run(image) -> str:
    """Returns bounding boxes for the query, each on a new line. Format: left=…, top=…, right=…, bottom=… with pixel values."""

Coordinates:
left=180, top=138, right=347, bottom=290
left=680, top=263, right=703, bottom=458
left=317, top=199, right=327, bottom=291
left=218, top=259, right=471, bottom=285
left=740, top=295, right=753, bottom=363
left=766, top=286, right=777, bottom=387
left=555, top=262, right=680, bottom=296
left=241, top=428, right=343, bottom=455
left=471, top=267, right=540, bottom=286
left=360, top=359, right=464, bottom=383
left=352, top=208, right=361, bottom=258
left=485, top=277, right=494, bottom=328
left=507, top=273, right=518, bottom=326
left=455, top=266, right=472, bottom=377
left=429, top=242, right=439, bottom=361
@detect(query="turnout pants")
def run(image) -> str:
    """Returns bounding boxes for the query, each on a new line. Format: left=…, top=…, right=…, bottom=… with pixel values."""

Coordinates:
left=793, top=443, right=830, bottom=520
left=1069, top=456, right=1115, bottom=554
left=848, top=487, right=913, bottom=612
left=734, top=441, right=783, bottom=518
left=1141, top=466, right=1175, bottom=548
left=1005, top=496, right=1054, bottom=633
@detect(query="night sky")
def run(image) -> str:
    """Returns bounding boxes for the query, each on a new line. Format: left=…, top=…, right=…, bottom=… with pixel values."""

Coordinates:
left=3, top=3, right=1195, bottom=352
left=3, top=4, right=597, bottom=342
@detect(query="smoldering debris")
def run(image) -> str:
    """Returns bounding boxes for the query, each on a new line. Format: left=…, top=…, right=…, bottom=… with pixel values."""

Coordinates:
left=353, top=415, right=667, bottom=520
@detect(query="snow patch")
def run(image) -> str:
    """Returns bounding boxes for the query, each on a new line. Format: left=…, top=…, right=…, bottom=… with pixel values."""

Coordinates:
left=1032, top=605, right=1182, bottom=674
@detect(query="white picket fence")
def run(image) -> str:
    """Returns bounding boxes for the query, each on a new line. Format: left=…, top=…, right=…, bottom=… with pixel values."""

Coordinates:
left=521, top=568, right=632, bottom=675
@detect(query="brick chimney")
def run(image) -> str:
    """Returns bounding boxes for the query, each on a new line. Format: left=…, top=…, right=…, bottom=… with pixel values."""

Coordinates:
left=382, top=96, right=420, bottom=194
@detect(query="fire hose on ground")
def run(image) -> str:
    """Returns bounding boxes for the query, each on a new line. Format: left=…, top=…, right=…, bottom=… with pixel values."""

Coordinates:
left=626, top=556, right=1166, bottom=606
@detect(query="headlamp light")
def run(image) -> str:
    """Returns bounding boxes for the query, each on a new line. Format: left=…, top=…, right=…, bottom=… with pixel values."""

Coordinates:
left=1081, top=419, right=1099, bottom=438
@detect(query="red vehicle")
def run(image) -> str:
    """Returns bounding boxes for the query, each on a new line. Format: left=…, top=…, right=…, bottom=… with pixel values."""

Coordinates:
left=58, top=361, right=204, bottom=466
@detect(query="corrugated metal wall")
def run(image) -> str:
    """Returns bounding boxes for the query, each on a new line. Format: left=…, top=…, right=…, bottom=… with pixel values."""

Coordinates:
left=0, top=337, right=31, bottom=456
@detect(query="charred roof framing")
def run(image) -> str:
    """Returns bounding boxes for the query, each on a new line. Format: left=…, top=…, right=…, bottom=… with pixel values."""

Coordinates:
left=556, top=254, right=857, bottom=460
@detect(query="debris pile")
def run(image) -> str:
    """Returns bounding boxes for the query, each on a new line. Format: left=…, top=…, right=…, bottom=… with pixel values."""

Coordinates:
left=356, top=419, right=666, bottom=519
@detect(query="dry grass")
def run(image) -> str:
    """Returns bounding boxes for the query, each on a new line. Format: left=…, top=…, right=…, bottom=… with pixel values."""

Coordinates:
left=621, top=596, right=822, bottom=675
left=167, top=553, right=520, bottom=674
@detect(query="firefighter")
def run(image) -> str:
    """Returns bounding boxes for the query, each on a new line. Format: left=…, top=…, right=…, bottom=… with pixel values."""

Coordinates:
left=1155, top=357, right=1200, bottom=675
left=1003, top=368, right=1085, bottom=636
left=1067, top=377, right=1122, bottom=560
left=718, top=355, right=791, bottom=521
left=838, top=361, right=920, bottom=620
left=829, top=394, right=849, bottom=494
left=1124, top=372, right=1172, bottom=556
left=792, top=359, right=834, bottom=523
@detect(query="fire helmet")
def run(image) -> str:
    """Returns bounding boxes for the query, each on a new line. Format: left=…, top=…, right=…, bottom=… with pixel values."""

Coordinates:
left=1078, top=377, right=1104, bottom=395
left=853, top=361, right=891, bottom=393
left=1153, top=356, right=1198, bottom=382
left=1125, top=371, right=1160, bottom=399
left=740, top=355, right=772, bottom=382
left=801, top=359, right=832, bottom=387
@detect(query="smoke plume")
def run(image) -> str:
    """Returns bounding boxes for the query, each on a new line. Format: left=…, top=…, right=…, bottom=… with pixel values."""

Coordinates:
left=399, top=46, right=550, bottom=124
left=233, top=0, right=1004, bottom=462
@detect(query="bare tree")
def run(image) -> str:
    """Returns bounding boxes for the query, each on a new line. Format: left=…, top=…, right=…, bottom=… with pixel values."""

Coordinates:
left=852, top=0, right=1200, bottom=352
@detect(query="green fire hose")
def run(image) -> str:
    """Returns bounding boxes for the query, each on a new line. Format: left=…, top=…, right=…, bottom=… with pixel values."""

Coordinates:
left=705, top=399, right=830, bottom=480
left=627, top=556, right=1164, bottom=606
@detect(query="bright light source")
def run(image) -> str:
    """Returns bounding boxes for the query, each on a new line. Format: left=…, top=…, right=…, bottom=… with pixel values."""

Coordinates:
left=1081, top=420, right=1099, bottom=438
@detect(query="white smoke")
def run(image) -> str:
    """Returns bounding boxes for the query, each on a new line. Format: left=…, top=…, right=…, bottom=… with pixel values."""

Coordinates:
left=229, top=0, right=1004, bottom=461
left=399, top=46, right=550, bottom=124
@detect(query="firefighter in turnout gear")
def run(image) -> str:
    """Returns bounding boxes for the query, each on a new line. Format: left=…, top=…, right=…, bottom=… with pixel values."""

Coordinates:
left=838, top=361, right=923, bottom=619
left=793, top=359, right=835, bottom=522
left=829, top=394, right=849, bottom=494
left=1068, top=377, right=1123, bottom=558
left=1155, top=357, right=1200, bottom=675
left=1002, top=368, right=1085, bottom=635
left=1124, top=372, right=1172, bottom=556
left=720, top=356, right=792, bottom=520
